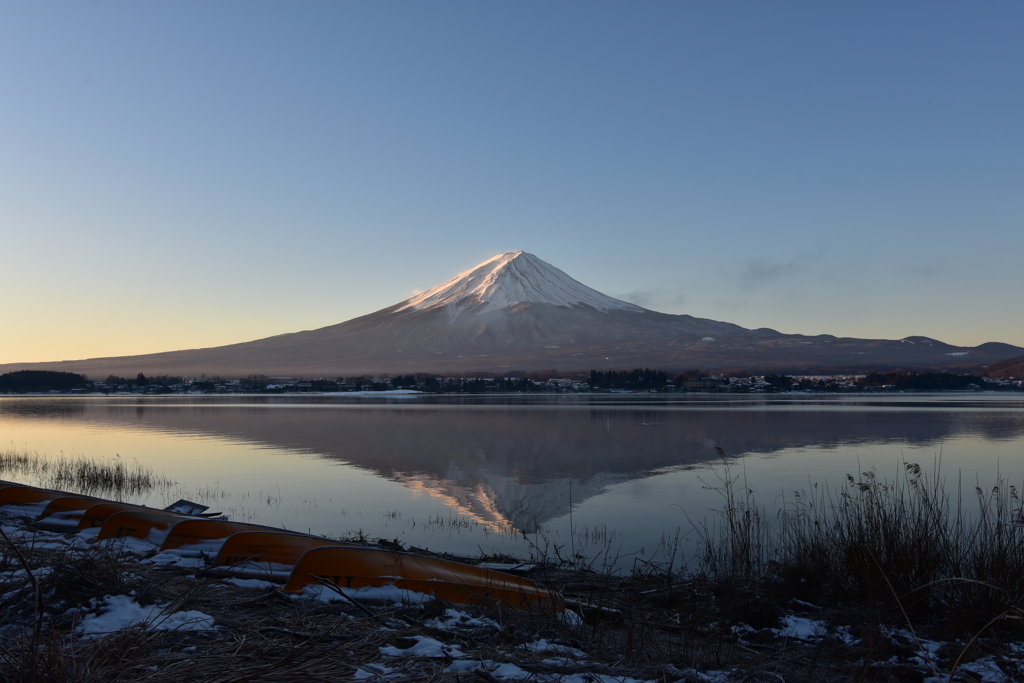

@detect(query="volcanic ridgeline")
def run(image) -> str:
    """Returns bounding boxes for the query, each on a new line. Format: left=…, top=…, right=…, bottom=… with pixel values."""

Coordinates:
left=2, top=251, right=1020, bottom=377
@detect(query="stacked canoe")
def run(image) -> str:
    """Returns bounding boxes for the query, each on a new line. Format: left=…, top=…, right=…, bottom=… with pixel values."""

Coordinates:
left=0, top=481, right=561, bottom=611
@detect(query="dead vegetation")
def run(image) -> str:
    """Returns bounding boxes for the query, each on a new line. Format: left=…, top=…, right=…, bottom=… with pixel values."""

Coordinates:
left=0, top=448, right=173, bottom=500
left=685, top=453, right=1024, bottom=642
left=2, top=520, right=1022, bottom=683
left=3, top=453, right=1024, bottom=682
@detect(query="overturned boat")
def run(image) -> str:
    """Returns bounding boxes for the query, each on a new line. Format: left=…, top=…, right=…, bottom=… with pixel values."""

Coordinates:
left=0, top=481, right=562, bottom=611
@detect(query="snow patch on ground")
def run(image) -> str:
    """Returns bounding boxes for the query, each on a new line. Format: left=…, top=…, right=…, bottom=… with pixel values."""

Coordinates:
left=380, top=635, right=465, bottom=658
left=144, top=539, right=226, bottom=568
left=665, top=667, right=733, bottom=682
left=76, top=595, right=215, bottom=638
left=559, top=609, right=584, bottom=627
left=954, top=655, right=1020, bottom=682
left=0, top=502, right=51, bottom=519
left=771, top=615, right=859, bottom=645
left=94, top=535, right=160, bottom=555
left=211, top=559, right=294, bottom=580
left=299, top=583, right=433, bottom=605
left=425, top=608, right=497, bottom=631
left=353, top=663, right=398, bottom=679
left=0, top=523, right=86, bottom=550
left=446, top=660, right=530, bottom=678
left=772, top=615, right=826, bottom=641
left=522, top=638, right=586, bottom=658
left=559, top=675, right=654, bottom=683
left=145, top=551, right=206, bottom=568
left=1, top=566, right=53, bottom=581
left=224, top=577, right=276, bottom=589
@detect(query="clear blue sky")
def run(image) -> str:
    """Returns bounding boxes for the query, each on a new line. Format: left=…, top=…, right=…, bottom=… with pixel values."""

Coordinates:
left=2, top=1, right=1022, bottom=363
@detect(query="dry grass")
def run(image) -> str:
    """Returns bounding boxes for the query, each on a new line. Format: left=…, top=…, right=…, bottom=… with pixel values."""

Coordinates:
left=773, top=462, right=1024, bottom=635
left=686, top=454, right=1024, bottom=638
left=0, top=522, right=885, bottom=683
left=1, top=528, right=1021, bottom=682
left=0, top=448, right=173, bottom=500
left=3, top=452, right=1024, bottom=682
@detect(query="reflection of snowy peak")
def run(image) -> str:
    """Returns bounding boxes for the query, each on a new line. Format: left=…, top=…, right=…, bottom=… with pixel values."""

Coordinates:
left=396, top=466, right=622, bottom=534
left=63, top=400, right=1024, bottom=537
left=397, top=251, right=644, bottom=314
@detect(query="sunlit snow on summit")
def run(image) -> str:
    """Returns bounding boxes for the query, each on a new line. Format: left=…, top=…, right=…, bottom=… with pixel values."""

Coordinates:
left=2, top=251, right=1020, bottom=377
left=396, top=251, right=644, bottom=314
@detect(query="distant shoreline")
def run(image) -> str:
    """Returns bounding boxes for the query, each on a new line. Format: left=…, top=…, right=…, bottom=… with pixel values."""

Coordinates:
left=1, top=388, right=1021, bottom=397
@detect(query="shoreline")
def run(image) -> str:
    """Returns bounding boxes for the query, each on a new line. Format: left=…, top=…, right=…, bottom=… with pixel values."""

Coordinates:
left=2, top=502, right=1021, bottom=682
left=2, top=389, right=1021, bottom=397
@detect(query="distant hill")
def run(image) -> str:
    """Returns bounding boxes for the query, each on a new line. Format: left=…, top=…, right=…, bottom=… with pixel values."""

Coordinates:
left=984, top=355, right=1024, bottom=379
left=1, top=252, right=1021, bottom=377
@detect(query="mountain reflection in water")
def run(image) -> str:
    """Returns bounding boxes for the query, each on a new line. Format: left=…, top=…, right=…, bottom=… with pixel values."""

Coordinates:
left=3, top=396, right=1023, bottom=536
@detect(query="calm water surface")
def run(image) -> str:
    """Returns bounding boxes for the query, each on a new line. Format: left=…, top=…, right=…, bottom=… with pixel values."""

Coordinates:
left=2, top=394, right=1023, bottom=565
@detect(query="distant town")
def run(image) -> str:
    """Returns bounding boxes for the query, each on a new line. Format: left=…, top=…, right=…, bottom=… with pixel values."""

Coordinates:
left=0, top=369, right=1021, bottom=395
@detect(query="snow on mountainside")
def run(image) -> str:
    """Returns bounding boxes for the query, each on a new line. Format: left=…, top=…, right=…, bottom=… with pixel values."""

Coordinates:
left=397, top=251, right=644, bottom=314
left=2, top=250, right=1022, bottom=377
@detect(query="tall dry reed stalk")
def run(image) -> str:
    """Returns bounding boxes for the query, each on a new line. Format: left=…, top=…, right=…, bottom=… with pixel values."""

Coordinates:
left=684, top=447, right=770, bottom=580
left=0, top=447, right=172, bottom=500
left=691, top=452, right=1024, bottom=632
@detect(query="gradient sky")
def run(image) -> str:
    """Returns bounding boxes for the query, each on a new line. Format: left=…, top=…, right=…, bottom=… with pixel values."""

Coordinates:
left=2, top=1, right=1022, bottom=364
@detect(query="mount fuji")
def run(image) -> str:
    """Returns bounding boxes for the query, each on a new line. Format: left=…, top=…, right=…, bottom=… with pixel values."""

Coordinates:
left=4, top=251, right=1020, bottom=377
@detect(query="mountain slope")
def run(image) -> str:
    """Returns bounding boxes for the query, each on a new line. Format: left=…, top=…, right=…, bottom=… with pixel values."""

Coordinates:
left=2, top=251, right=1021, bottom=377
left=984, top=355, right=1024, bottom=379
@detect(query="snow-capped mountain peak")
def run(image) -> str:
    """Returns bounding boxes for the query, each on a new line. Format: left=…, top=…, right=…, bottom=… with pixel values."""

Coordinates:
left=396, top=251, right=645, bottom=314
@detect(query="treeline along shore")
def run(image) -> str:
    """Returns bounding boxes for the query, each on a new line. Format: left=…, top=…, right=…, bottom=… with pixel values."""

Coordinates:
left=1, top=367, right=1022, bottom=395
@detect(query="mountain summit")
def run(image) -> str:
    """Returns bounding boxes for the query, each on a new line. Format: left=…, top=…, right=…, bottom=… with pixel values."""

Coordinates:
left=397, top=251, right=643, bottom=314
left=2, top=252, right=1020, bottom=377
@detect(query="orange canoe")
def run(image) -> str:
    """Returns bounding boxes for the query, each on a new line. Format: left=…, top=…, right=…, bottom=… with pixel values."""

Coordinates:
left=76, top=502, right=167, bottom=531
left=160, top=518, right=267, bottom=551
left=35, top=496, right=103, bottom=529
left=94, top=509, right=191, bottom=543
left=207, top=531, right=351, bottom=581
left=0, top=485, right=66, bottom=508
left=281, top=546, right=561, bottom=611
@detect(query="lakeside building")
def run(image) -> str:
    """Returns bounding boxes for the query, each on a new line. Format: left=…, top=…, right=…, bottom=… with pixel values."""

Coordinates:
left=1, top=370, right=1014, bottom=395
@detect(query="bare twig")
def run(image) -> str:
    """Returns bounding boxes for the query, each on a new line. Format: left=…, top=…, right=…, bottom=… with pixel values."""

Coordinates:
left=309, top=575, right=375, bottom=617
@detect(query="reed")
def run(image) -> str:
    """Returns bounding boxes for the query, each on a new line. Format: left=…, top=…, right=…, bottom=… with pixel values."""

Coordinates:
left=685, top=447, right=769, bottom=580
left=692, top=454, right=1024, bottom=634
left=0, top=448, right=173, bottom=500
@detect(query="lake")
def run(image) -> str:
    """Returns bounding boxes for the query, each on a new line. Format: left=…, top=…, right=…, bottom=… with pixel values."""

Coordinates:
left=2, top=394, right=1023, bottom=568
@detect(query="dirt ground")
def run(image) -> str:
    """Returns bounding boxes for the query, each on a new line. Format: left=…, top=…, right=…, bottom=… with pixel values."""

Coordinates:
left=1, top=516, right=1022, bottom=683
